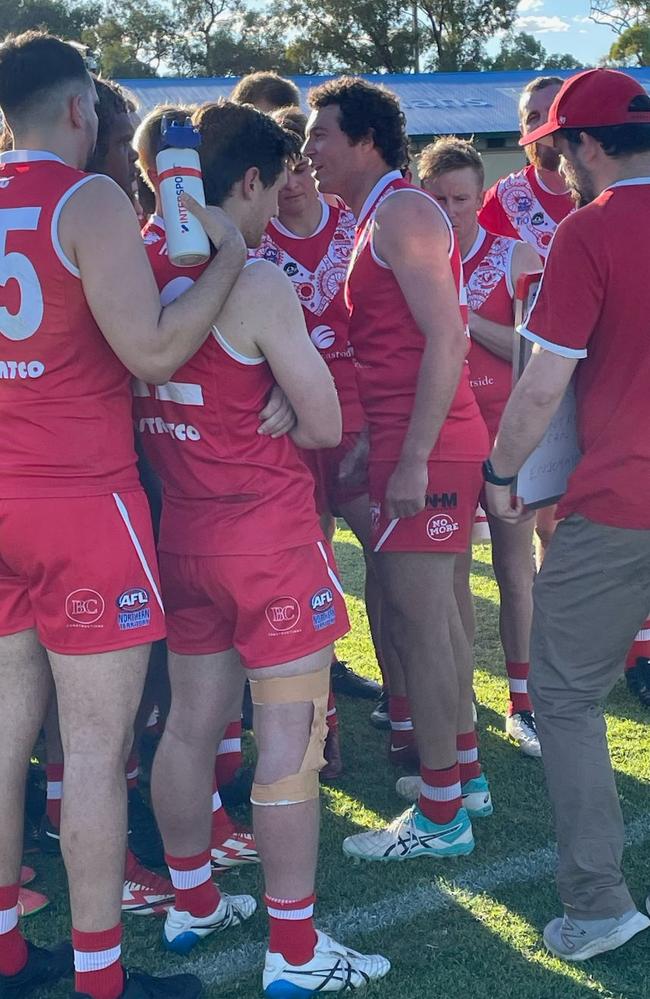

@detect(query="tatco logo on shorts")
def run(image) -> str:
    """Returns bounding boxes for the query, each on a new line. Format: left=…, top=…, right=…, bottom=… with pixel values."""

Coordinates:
left=265, top=596, right=301, bottom=634
left=65, top=588, right=105, bottom=626
left=426, top=514, right=460, bottom=542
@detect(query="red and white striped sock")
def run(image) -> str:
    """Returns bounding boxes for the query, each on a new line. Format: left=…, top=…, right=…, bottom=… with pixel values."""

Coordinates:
left=265, top=893, right=317, bottom=966
left=389, top=695, right=415, bottom=751
left=506, top=661, right=533, bottom=715
left=0, top=884, right=27, bottom=977
left=166, top=849, right=220, bottom=917
left=125, top=753, right=139, bottom=793
left=214, top=720, right=242, bottom=787
left=211, top=782, right=236, bottom=844
left=418, top=763, right=462, bottom=825
left=625, top=617, right=650, bottom=670
left=72, top=924, right=123, bottom=999
left=45, top=762, right=64, bottom=829
left=326, top=692, right=338, bottom=732
left=457, top=731, right=481, bottom=785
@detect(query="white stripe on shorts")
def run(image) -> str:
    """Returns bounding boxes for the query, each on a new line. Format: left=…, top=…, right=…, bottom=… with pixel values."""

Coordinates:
left=0, top=905, right=18, bottom=934
left=390, top=720, right=414, bottom=732
left=46, top=781, right=63, bottom=799
left=373, top=518, right=399, bottom=553
left=112, top=493, right=164, bottom=612
left=457, top=748, right=478, bottom=764
left=74, top=945, right=121, bottom=973
left=316, top=541, right=345, bottom=597
left=217, top=738, right=241, bottom=756
left=168, top=860, right=212, bottom=891
left=419, top=780, right=462, bottom=802
left=212, top=790, right=222, bottom=812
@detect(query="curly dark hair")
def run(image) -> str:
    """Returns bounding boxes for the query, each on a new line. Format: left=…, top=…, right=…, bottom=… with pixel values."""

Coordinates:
left=90, top=77, right=129, bottom=165
left=230, top=72, right=300, bottom=112
left=192, top=100, right=295, bottom=206
left=308, top=76, right=409, bottom=171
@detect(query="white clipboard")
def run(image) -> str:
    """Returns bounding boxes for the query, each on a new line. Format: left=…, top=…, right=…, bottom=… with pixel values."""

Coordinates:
left=511, top=272, right=582, bottom=509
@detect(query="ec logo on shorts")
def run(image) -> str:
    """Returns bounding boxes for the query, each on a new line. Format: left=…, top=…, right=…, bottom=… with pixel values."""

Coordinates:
left=426, top=514, right=460, bottom=542
left=65, top=588, right=105, bottom=625
left=116, top=588, right=149, bottom=610
left=265, top=596, right=301, bottom=633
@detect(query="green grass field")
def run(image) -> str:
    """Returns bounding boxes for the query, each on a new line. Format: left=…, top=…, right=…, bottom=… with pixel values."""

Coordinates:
left=28, top=526, right=650, bottom=999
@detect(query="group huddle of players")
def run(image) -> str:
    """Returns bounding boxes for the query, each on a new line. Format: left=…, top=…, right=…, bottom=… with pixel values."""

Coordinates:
left=2, top=29, right=650, bottom=999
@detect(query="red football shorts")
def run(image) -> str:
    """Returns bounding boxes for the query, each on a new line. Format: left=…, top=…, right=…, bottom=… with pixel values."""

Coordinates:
left=301, top=432, right=369, bottom=516
left=0, top=490, right=165, bottom=654
left=159, top=539, right=350, bottom=668
left=369, top=460, right=483, bottom=554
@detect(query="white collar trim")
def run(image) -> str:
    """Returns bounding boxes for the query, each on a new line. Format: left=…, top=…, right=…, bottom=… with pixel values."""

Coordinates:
left=358, top=170, right=403, bottom=228
left=0, top=149, right=65, bottom=165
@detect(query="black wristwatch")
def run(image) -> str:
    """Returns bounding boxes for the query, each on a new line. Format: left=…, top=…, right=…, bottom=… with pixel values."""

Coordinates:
left=482, top=458, right=515, bottom=486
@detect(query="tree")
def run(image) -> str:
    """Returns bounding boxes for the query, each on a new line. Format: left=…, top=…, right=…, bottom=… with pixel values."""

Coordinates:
left=416, top=0, right=519, bottom=71
left=486, top=32, right=580, bottom=71
left=82, top=0, right=174, bottom=77
left=0, top=0, right=101, bottom=41
left=608, top=22, right=650, bottom=64
left=589, top=2, right=649, bottom=33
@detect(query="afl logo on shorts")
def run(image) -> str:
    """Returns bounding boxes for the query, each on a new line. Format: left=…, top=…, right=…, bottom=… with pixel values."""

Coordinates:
left=310, top=325, right=336, bottom=351
left=117, top=588, right=149, bottom=610
left=426, top=514, right=460, bottom=542
left=65, top=588, right=105, bottom=625
left=265, top=596, right=301, bottom=633
left=310, top=588, right=333, bottom=612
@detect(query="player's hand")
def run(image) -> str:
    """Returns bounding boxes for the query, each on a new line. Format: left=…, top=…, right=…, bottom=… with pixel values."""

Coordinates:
left=484, top=482, right=529, bottom=524
left=384, top=459, right=428, bottom=520
left=180, top=194, right=246, bottom=254
left=258, top=385, right=297, bottom=438
left=338, top=427, right=369, bottom=488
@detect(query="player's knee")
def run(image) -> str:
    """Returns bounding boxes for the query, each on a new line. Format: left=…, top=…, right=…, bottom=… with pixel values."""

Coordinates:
left=249, top=666, right=329, bottom=806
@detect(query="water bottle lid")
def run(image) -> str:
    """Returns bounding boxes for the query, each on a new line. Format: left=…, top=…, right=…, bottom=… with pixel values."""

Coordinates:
left=160, top=116, right=202, bottom=150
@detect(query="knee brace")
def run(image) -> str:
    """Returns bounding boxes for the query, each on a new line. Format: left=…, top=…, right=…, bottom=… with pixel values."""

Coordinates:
left=249, top=666, right=329, bottom=807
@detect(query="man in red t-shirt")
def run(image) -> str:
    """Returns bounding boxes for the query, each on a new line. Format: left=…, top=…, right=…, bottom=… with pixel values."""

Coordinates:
left=305, top=77, right=491, bottom=864
left=0, top=32, right=247, bottom=999
left=485, top=68, right=650, bottom=962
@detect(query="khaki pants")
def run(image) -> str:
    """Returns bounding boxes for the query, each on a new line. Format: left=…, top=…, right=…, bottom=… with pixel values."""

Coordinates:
left=530, top=514, right=650, bottom=919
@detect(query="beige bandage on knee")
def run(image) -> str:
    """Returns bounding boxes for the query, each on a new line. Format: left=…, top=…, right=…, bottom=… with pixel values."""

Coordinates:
left=249, top=666, right=329, bottom=806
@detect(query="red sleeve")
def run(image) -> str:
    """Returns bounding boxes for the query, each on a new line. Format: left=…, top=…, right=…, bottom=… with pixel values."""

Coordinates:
left=478, top=182, right=519, bottom=240
left=519, top=213, right=603, bottom=358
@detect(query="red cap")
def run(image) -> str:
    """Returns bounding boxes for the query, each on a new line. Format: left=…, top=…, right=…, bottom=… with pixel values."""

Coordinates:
left=520, top=68, right=650, bottom=146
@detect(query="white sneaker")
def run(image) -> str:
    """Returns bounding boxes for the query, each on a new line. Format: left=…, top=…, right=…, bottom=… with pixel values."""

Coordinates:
left=263, top=930, right=390, bottom=995
left=162, top=892, right=257, bottom=955
left=395, top=775, right=493, bottom=818
left=505, top=710, right=541, bottom=757
left=543, top=909, right=650, bottom=961
left=342, top=804, right=474, bottom=862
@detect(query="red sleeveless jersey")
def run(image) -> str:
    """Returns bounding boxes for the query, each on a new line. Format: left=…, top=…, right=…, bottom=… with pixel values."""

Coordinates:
left=252, top=201, right=365, bottom=433
left=135, top=217, right=321, bottom=556
left=463, top=226, right=518, bottom=438
left=0, top=151, right=139, bottom=497
left=479, top=163, right=573, bottom=258
left=344, top=172, right=488, bottom=462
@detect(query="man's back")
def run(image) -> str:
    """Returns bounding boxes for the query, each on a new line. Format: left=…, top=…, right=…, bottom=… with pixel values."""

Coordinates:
left=0, top=151, right=138, bottom=497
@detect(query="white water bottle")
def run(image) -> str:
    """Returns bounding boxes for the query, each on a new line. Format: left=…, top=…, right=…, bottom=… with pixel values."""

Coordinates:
left=156, top=116, right=210, bottom=268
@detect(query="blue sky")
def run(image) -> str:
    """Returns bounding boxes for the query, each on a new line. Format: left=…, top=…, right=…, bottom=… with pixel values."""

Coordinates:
left=498, top=0, right=627, bottom=64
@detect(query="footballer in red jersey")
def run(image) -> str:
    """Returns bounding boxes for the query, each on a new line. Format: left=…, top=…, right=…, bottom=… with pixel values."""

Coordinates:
left=305, top=77, right=491, bottom=864
left=420, top=136, right=543, bottom=760
left=134, top=100, right=390, bottom=994
left=0, top=32, right=248, bottom=999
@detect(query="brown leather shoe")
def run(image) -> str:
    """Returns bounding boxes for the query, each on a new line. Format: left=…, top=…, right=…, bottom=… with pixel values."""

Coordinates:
left=320, top=727, right=344, bottom=782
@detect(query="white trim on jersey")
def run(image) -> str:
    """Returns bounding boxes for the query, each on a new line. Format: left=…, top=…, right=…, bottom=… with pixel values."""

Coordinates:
left=517, top=326, right=587, bottom=359
left=50, top=174, right=104, bottom=277
left=533, top=168, right=570, bottom=198
left=271, top=199, right=330, bottom=240
left=316, top=541, right=345, bottom=597
left=373, top=518, right=399, bottom=553
left=461, top=225, right=487, bottom=265
left=112, top=492, right=164, bottom=612
left=607, top=177, right=650, bottom=189
left=156, top=381, right=204, bottom=406
left=368, top=187, right=454, bottom=269
left=504, top=239, right=518, bottom=300
left=213, top=328, right=266, bottom=366
left=0, top=150, right=65, bottom=165
left=357, top=170, right=403, bottom=228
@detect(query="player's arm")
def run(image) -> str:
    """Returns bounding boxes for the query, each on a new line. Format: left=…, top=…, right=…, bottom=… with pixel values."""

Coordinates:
left=373, top=192, right=469, bottom=519
left=469, top=242, right=542, bottom=361
left=61, top=180, right=246, bottom=384
left=219, top=260, right=342, bottom=450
